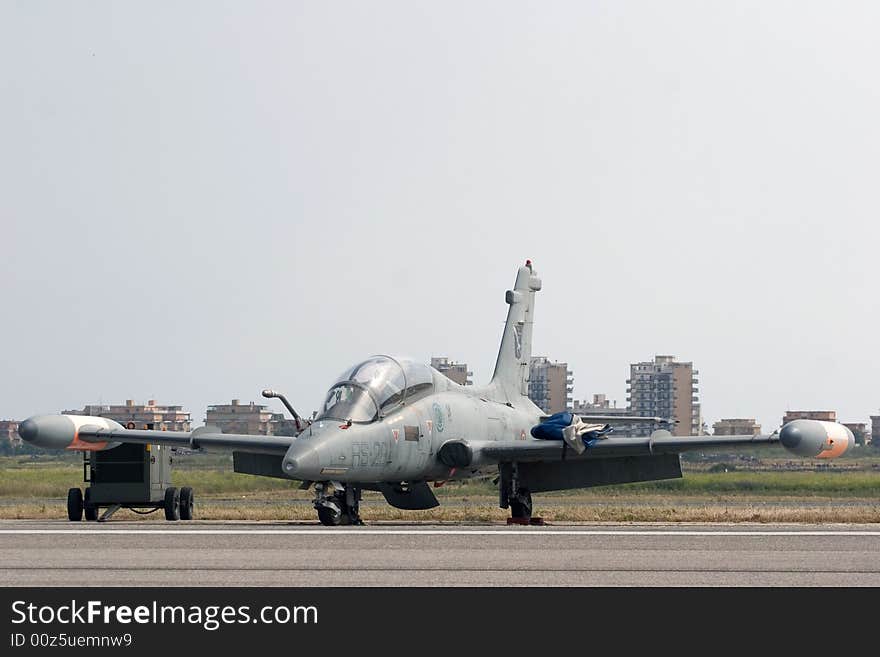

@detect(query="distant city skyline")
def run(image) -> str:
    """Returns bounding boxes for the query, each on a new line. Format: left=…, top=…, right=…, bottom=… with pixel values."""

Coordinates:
left=8, top=347, right=875, bottom=436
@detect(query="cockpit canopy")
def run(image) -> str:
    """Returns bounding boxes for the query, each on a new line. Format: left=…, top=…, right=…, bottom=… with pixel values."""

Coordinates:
left=318, top=355, right=435, bottom=423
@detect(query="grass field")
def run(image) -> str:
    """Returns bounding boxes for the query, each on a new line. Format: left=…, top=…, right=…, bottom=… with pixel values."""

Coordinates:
left=2, top=454, right=878, bottom=522
left=2, top=458, right=879, bottom=498
left=3, top=501, right=879, bottom=523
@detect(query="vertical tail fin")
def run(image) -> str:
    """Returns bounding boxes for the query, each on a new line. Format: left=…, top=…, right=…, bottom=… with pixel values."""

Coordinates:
left=489, top=260, right=542, bottom=400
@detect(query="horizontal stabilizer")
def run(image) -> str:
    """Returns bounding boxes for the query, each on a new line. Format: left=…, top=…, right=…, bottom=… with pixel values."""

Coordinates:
left=567, top=415, right=677, bottom=424
left=192, top=425, right=222, bottom=437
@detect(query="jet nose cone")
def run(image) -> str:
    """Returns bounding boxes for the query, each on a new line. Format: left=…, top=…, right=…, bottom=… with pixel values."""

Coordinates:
left=18, top=418, right=38, bottom=442
left=779, top=422, right=802, bottom=450
left=282, top=444, right=321, bottom=479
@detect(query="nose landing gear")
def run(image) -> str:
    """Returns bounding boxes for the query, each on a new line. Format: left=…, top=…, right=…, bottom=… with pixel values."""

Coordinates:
left=313, top=482, right=363, bottom=526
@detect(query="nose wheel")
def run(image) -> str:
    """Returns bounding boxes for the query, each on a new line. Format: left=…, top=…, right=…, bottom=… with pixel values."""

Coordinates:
left=314, top=483, right=363, bottom=526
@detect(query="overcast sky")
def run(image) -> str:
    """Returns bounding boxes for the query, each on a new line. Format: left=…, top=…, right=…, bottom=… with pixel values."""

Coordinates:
left=2, top=2, right=878, bottom=432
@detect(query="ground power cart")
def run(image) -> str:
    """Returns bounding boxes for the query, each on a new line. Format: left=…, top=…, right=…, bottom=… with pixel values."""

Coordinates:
left=66, top=441, right=193, bottom=522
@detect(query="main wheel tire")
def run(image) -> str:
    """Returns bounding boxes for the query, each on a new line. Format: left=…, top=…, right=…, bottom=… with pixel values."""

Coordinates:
left=317, top=505, right=343, bottom=526
left=164, top=486, right=180, bottom=521
left=510, top=488, right=532, bottom=520
left=67, top=488, right=83, bottom=522
left=84, top=488, right=98, bottom=521
left=179, top=487, right=194, bottom=520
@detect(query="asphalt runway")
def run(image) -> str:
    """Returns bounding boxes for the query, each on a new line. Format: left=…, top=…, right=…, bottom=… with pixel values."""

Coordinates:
left=2, top=520, right=880, bottom=586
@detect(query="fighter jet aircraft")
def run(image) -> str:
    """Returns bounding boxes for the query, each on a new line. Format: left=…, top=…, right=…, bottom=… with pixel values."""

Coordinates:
left=18, top=260, right=855, bottom=525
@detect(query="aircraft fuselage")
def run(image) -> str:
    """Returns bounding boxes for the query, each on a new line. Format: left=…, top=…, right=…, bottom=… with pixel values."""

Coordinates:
left=282, top=371, right=542, bottom=484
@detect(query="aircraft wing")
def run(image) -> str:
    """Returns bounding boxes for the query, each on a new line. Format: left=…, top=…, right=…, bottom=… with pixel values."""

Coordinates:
left=440, top=433, right=780, bottom=468
left=77, top=426, right=294, bottom=456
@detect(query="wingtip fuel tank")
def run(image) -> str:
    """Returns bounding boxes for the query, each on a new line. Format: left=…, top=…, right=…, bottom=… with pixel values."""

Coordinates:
left=779, top=419, right=855, bottom=459
left=17, top=414, right=124, bottom=451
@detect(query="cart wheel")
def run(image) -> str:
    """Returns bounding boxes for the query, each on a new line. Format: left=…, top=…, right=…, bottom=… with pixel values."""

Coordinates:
left=164, top=486, right=180, bottom=521
left=84, top=488, right=98, bottom=521
left=179, top=487, right=194, bottom=520
left=67, top=488, right=83, bottom=522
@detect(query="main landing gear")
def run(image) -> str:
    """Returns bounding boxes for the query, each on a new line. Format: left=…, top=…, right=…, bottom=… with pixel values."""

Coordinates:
left=509, top=488, right=533, bottom=521
left=313, top=482, right=363, bottom=526
left=499, top=463, right=543, bottom=526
